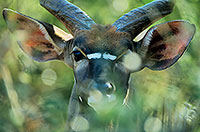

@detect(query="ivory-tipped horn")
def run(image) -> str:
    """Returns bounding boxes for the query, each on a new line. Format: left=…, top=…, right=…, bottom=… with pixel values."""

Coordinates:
left=40, top=0, right=96, bottom=36
left=113, top=0, right=174, bottom=39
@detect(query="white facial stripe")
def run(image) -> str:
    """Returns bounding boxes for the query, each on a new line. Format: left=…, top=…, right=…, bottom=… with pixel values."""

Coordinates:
left=87, top=53, right=117, bottom=60
left=87, top=53, right=101, bottom=59
left=103, top=53, right=117, bottom=60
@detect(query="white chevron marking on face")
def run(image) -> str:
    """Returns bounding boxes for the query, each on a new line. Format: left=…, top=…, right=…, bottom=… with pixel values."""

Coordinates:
left=103, top=53, right=117, bottom=60
left=87, top=53, right=117, bottom=60
left=87, top=53, right=102, bottom=59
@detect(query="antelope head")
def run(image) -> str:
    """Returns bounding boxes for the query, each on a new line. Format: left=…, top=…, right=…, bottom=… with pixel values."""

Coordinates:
left=3, top=0, right=195, bottom=130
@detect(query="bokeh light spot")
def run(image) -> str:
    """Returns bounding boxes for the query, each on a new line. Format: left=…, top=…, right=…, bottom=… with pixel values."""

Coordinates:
left=70, top=115, right=89, bottom=132
left=88, top=90, right=103, bottom=106
left=18, top=72, right=32, bottom=84
left=13, top=30, right=28, bottom=42
left=113, top=0, right=129, bottom=13
left=122, top=51, right=142, bottom=71
left=88, top=90, right=117, bottom=113
left=41, top=68, right=57, bottom=86
left=144, top=117, right=162, bottom=132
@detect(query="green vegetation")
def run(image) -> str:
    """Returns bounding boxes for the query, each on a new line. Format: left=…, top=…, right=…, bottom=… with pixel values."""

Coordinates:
left=0, top=0, right=200, bottom=132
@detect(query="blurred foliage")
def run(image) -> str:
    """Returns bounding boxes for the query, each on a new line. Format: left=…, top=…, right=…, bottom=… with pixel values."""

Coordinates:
left=0, top=0, right=200, bottom=132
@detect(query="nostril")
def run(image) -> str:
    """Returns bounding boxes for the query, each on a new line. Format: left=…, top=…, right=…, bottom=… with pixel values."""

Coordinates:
left=105, top=82, right=115, bottom=95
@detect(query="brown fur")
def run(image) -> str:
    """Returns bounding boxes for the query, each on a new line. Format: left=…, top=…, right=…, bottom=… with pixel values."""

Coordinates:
left=75, top=25, right=132, bottom=54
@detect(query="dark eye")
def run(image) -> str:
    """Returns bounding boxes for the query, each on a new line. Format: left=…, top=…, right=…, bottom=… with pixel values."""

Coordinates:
left=71, top=46, right=87, bottom=62
left=73, top=51, right=84, bottom=62
left=72, top=50, right=85, bottom=62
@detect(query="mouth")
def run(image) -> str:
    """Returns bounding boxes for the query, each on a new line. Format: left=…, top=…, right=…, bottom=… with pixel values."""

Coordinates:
left=77, top=82, right=129, bottom=114
left=78, top=89, right=118, bottom=114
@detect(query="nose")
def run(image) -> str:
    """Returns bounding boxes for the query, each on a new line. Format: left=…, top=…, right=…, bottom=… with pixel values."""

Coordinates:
left=104, top=82, right=115, bottom=95
left=94, top=82, right=116, bottom=95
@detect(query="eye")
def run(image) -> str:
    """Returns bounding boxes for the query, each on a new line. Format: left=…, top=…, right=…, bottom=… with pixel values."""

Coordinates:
left=73, top=51, right=85, bottom=62
left=71, top=47, right=87, bottom=62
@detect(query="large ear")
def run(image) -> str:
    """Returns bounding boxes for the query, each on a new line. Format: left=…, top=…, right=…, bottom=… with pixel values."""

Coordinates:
left=136, top=20, right=195, bottom=70
left=2, top=8, right=73, bottom=62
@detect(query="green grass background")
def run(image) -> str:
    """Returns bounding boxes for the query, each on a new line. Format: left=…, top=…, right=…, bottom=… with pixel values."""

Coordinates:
left=0, top=0, right=200, bottom=131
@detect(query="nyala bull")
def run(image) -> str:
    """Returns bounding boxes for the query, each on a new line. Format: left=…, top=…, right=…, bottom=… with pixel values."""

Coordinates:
left=3, top=0, right=195, bottom=131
